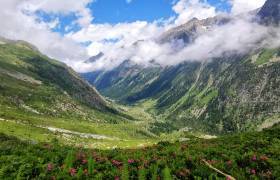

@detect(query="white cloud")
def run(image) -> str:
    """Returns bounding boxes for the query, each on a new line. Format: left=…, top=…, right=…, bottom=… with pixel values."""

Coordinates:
left=0, top=0, right=90, bottom=67
left=46, top=17, right=60, bottom=29
left=24, top=0, right=94, bottom=27
left=0, top=0, right=278, bottom=74
left=71, top=14, right=280, bottom=72
left=67, top=0, right=223, bottom=71
left=230, top=0, right=266, bottom=15
left=162, top=17, right=279, bottom=65
left=67, top=20, right=166, bottom=71
left=172, top=0, right=218, bottom=25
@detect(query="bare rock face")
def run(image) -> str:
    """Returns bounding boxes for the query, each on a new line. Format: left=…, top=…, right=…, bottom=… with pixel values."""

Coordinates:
left=159, top=15, right=231, bottom=44
left=258, top=0, right=280, bottom=25
left=85, top=52, right=104, bottom=64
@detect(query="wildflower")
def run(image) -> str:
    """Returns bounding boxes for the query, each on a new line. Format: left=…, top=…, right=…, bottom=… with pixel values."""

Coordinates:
left=143, top=160, right=149, bottom=167
left=251, top=155, right=257, bottom=161
left=181, top=144, right=187, bottom=151
left=47, top=163, right=54, bottom=172
left=111, top=160, right=122, bottom=167
left=226, top=176, right=232, bottom=180
left=177, top=168, right=190, bottom=177
left=250, top=169, right=256, bottom=175
left=83, top=169, right=88, bottom=176
left=76, top=152, right=86, bottom=161
left=263, top=170, right=272, bottom=177
left=226, top=160, right=233, bottom=166
left=128, top=159, right=135, bottom=164
left=69, top=168, right=77, bottom=176
left=114, top=176, right=120, bottom=180
left=260, top=155, right=268, bottom=161
left=82, top=159, right=88, bottom=165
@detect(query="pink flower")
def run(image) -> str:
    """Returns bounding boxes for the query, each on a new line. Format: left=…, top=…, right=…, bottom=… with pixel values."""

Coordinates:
left=114, top=176, right=120, bottom=180
left=82, top=159, right=88, bottom=165
left=111, top=160, right=122, bottom=167
left=251, top=155, right=257, bottom=161
left=250, top=169, right=256, bottom=175
left=128, top=159, right=135, bottom=164
left=69, top=168, right=77, bottom=176
left=47, top=163, right=54, bottom=172
left=226, top=176, right=231, bottom=180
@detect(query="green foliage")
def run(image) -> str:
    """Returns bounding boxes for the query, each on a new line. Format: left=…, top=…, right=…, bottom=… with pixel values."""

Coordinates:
left=151, top=164, right=159, bottom=180
left=77, top=167, right=83, bottom=179
left=1, top=124, right=279, bottom=179
left=64, top=150, right=74, bottom=170
left=255, top=49, right=278, bottom=65
left=83, top=47, right=280, bottom=135
left=162, top=166, right=172, bottom=180
left=138, top=167, right=146, bottom=180
left=88, top=156, right=94, bottom=175
left=121, top=163, right=129, bottom=180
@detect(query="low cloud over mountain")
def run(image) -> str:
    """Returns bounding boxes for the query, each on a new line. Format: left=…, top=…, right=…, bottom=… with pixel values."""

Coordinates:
left=0, top=0, right=276, bottom=72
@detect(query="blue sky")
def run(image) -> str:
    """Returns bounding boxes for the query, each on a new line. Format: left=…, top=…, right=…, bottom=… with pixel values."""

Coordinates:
left=89, top=0, right=177, bottom=24
left=90, top=0, right=230, bottom=24
left=41, top=0, right=231, bottom=34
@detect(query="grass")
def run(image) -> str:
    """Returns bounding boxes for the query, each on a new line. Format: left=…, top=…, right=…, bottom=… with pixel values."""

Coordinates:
left=0, top=124, right=279, bottom=179
left=255, top=49, right=278, bottom=66
left=0, top=41, right=164, bottom=148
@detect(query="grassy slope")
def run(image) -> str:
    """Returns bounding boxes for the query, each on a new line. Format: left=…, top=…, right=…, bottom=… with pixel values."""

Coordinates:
left=0, top=41, right=160, bottom=148
left=0, top=124, right=279, bottom=179
left=87, top=48, right=280, bottom=135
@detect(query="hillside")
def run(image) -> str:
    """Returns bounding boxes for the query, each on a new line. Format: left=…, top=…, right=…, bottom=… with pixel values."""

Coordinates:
left=0, top=38, right=108, bottom=111
left=258, top=0, right=280, bottom=25
left=82, top=0, right=280, bottom=135
left=82, top=60, right=163, bottom=102
left=0, top=39, right=160, bottom=148
left=0, top=0, right=279, bottom=179
left=0, top=124, right=279, bottom=179
left=83, top=49, right=280, bottom=134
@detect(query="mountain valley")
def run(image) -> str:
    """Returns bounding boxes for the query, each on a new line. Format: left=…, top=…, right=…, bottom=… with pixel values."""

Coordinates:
left=0, top=0, right=279, bottom=179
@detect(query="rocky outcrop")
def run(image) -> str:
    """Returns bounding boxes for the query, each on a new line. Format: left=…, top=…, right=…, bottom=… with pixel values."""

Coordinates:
left=258, top=0, right=280, bottom=25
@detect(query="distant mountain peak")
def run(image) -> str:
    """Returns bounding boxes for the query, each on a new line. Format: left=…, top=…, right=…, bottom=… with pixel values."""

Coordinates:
left=85, top=52, right=104, bottom=64
left=258, top=0, right=280, bottom=25
left=159, top=14, right=231, bottom=44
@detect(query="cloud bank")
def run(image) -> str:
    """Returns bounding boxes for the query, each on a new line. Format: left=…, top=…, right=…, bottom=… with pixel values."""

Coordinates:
left=69, top=0, right=278, bottom=72
left=0, top=0, right=91, bottom=65
left=0, top=0, right=275, bottom=73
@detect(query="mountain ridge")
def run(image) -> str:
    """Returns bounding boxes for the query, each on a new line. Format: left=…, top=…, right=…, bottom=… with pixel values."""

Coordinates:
left=82, top=0, right=280, bottom=134
left=258, top=0, right=280, bottom=25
